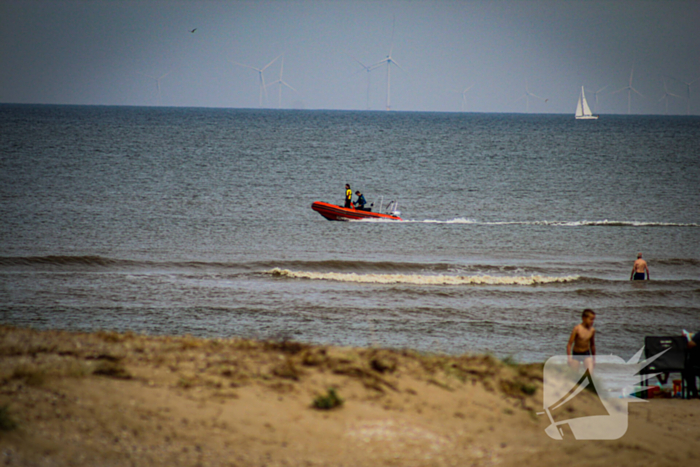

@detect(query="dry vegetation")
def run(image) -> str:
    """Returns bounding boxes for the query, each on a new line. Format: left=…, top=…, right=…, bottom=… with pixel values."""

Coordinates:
left=1, top=325, right=699, bottom=466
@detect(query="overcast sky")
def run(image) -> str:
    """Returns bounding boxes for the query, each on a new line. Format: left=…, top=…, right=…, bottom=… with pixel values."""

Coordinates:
left=1, top=0, right=698, bottom=114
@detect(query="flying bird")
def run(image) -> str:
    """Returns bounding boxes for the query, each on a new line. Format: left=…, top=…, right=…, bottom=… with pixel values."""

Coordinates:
left=190, top=28, right=197, bottom=33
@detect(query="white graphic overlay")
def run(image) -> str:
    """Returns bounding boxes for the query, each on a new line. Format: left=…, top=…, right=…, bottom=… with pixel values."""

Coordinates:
left=540, top=347, right=669, bottom=440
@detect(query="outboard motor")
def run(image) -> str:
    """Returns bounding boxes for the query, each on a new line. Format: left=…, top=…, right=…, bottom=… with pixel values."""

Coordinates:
left=386, top=200, right=401, bottom=217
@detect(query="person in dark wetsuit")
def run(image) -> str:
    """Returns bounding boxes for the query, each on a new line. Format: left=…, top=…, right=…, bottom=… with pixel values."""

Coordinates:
left=630, top=252, right=650, bottom=280
left=684, top=331, right=700, bottom=398
left=344, top=184, right=352, bottom=208
left=353, top=191, right=367, bottom=210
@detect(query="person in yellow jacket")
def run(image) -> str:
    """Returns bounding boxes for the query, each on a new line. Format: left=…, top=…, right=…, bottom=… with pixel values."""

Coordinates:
left=344, top=184, right=352, bottom=208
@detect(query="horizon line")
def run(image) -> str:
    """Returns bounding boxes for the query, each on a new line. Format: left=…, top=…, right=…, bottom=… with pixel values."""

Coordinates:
left=1, top=102, right=699, bottom=117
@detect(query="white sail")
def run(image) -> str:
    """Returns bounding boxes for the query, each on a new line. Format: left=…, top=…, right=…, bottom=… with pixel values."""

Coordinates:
left=581, top=88, right=593, bottom=116
left=575, top=86, right=598, bottom=119
left=575, top=96, right=584, bottom=117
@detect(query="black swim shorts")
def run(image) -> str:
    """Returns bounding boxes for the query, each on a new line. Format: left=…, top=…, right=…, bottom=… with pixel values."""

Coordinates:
left=572, top=350, right=591, bottom=362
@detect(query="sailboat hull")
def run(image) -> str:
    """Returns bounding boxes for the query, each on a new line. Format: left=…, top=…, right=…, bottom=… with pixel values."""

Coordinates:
left=575, top=115, right=599, bottom=120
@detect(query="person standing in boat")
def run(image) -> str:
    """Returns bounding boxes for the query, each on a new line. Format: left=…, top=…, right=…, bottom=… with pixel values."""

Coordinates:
left=344, top=184, right=352, bottom=208
left=354, top=191, right=367, bottom=211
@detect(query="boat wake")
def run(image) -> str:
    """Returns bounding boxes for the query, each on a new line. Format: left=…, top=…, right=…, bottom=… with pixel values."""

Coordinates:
left=265, top=268, right=580, bottom=286
left=395, top=219, right=699, bottom=227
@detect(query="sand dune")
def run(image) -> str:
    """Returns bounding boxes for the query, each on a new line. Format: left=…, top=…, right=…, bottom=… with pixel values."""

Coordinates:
left=1, top=325, right=698, bottom=466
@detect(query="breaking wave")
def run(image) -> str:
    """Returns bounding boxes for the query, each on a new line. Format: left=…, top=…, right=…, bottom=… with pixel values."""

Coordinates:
left=265, top=268, right=580, bottom=286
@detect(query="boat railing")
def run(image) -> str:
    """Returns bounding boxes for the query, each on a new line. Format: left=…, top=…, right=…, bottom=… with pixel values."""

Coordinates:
left=378, top=196, right=401, bottom=217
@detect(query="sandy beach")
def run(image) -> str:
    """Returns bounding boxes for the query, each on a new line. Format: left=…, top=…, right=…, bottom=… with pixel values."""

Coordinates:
left=1, top=325, right=698, bottom=466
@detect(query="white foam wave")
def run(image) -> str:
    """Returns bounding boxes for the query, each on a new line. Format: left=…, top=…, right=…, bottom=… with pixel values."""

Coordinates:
left=266, top=268, right=580, bottom=286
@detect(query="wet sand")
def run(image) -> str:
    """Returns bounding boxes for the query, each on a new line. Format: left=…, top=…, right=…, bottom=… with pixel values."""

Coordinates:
left=1, top=325, right=698, bottom=466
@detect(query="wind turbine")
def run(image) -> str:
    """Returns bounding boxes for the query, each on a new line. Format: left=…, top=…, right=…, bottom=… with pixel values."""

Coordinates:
left=671, top=76, right=697, bottom=115
left=265, top=58, right=298, bottom=109
left=515, top=81, right=547, bottom=113
left=585, top=85, right=609, bottom=113
left=454, top=84, right=475, bottom=112
left=137, top=70, right=175, bottom=106
left=369, top=17, right=405, bottom=111
left=612, top=67, right=644, bottom=114
left=230, top=54, right=282, bottom=107
left=351, top=55, right=374, bottom=110
left=659, top=78, right=683, bottom=115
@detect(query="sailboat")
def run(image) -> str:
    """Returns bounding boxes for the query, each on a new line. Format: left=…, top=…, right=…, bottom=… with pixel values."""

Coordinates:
left=575, top=86, right=598, bottom=120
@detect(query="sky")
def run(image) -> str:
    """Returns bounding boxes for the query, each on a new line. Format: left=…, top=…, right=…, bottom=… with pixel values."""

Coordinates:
left=1, top=0, right=699, bottom=114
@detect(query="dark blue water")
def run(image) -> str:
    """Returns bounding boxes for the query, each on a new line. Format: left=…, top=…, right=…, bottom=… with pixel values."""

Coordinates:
left=1, top=105, right=699, bottom=362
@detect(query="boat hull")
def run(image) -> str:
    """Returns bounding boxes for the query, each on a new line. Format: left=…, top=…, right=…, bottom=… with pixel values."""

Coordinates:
left=311, top=201, right=402, bottom=221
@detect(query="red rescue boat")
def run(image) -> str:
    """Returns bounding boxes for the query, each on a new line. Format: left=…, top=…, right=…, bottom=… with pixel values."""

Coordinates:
left=311, top=201, right=402, bottom=221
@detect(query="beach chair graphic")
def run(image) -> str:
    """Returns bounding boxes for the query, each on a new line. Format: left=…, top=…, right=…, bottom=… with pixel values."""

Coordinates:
left=540, top=349, right=668, bottom=440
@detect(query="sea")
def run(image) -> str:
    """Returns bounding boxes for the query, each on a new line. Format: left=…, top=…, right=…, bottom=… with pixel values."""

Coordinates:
left=1, top=104, right=699, bottom=368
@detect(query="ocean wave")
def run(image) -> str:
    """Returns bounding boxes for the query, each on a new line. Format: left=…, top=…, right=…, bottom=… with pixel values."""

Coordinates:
left=265, top=268, right=580, bottom=286
left=654, top=258, right=700, bottom=267
left=0, top=256, right=553, bottom=276
left=254, top=260, right=542, bottom=275
left=0, top=255, right=236, bottom=271
left=0, top=255, right=127, bottom=267
left=254, top=259, right=453, bottom=273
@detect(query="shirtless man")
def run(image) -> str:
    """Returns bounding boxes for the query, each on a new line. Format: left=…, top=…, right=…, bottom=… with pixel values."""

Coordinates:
left=566, top=309, right=596, bottom=373
left=630, top=252, right=650, bottom=280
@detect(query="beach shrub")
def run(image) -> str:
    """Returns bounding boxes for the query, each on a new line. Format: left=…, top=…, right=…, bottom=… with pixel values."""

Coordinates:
left=11, top=364, right=46, bottom=386
left=272, top=358, right=302, bottom=380
left=301, top=348, right=327, bottom=366
left=92, top=360, right=131, bottom=379
left=520, top=383, right=537, bottom=395
left=500, top=379, right=538, bottom=398
left=265, top=338, right=308, bottom=355
left=179, top=335, right=202, bottom=350
left=312, top=388, right=343, bottom=410
left=177, top=377, right=196, bottom=389
left=96, top=330, right=125, bottom=343
left=368, top=351, right=397, bottom=374
left=501, top=355, right=518, bottom=367
left=0, top=405, right=17, bottom=431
